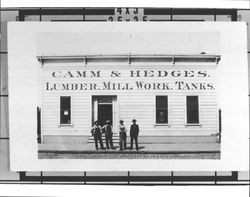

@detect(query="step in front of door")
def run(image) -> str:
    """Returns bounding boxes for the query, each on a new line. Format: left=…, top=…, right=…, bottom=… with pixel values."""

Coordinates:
left=88, top=133, right=120, bottom=144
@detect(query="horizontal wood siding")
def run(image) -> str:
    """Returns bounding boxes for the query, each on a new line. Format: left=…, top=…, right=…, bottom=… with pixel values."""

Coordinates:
left=41, top=66, right=218, bottom=136
left=118, top=92, right=218, bottom=135
left=42, top=93, right=91, bottom=135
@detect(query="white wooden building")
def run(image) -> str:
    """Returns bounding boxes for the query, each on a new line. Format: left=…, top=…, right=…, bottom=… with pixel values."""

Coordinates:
left=37, top=53, right=221, bottom=144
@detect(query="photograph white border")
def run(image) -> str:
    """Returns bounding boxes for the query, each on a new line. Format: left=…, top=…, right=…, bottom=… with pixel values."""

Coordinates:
left=8, top=22, right=249, bottom=171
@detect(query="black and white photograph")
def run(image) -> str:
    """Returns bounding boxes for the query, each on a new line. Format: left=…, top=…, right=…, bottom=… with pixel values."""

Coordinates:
left=36, top=23, right=222, bottom=160
left=8, top=22, right=249, bottom=171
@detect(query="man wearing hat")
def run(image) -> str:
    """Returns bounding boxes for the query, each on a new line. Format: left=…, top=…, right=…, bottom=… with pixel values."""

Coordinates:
left=119, top=120, right=127, bottom=150
left=129, top=119, right=139, bottom=150
left=91, top=120, right=104, bottom=150
left=102, top=120, right=114, bottom=149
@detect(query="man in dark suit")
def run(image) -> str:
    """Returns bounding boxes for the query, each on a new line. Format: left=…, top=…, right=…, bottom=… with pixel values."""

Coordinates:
left=129, top=119, right=139, bottom=150
left=91, top=120, right=104, bottom=150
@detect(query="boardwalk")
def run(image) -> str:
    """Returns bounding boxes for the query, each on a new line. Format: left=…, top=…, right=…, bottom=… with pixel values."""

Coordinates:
left=39, top=152, right=220, bottom=159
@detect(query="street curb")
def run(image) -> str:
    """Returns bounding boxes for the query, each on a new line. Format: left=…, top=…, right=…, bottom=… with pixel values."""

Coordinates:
left=38, top=150, right=221, bottom=154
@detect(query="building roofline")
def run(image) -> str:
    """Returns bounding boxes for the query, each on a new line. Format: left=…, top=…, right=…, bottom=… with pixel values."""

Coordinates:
left=37, top=54, right=221, bottom=65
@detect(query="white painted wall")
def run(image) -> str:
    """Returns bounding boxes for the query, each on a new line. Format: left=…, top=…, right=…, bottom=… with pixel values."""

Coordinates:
left=41, top=65, right=218, bottom=136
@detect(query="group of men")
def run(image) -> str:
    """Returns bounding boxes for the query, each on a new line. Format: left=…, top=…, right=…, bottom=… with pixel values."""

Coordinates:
left=91, top=119, right=139, bottom=151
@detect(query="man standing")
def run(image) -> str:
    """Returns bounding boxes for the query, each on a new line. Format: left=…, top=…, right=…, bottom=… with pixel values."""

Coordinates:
left=119, top=120, right=127, bottom=150
left=91, top=120, right=104, bottom=150
left=102, top=120, right=114, bottom=149
left=129, top=119, right=139, bottom=150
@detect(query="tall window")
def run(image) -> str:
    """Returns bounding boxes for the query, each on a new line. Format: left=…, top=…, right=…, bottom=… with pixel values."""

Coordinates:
left=186, top=96, right=199, bottom=124
left=60, top=96, right=71, bottom=124
left=156, top=96, right=168, bottom=124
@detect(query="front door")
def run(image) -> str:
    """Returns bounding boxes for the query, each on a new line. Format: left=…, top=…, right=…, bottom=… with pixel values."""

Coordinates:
left=92, top=96, right=117, bottom=127
left=98, top=104, right=112, bottom=126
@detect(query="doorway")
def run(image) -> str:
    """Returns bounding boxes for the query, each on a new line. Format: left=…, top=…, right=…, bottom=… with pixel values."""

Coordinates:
left=98, top=104, right=112, bottom=126
left=92, top=96, right=117, bottom=127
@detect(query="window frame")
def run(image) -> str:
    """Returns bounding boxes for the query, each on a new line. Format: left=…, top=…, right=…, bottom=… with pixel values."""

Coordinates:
left=155, top=95, right=169, bottom=125
left=59, top=96, right=72, bottom=126
left=186, top=95, right=200, bottom=126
